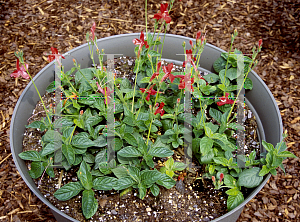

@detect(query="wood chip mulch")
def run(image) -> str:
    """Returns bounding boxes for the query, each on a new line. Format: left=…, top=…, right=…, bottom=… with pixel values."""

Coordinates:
left=0, top=0, right=299, bottom=221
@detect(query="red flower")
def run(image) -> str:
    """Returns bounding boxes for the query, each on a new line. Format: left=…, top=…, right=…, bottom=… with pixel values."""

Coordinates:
left=91, top=22, right=96, bottom=41
left=154, top=102, right=165, bottom=116
left=150, top=61, right=162, bottom=82
left=183, top=49, right=197, bottom=69
left=96, top=82, right=113, bottom=104
left=48, top=47, right=65, bottom=65
left=217, top=93, right=234, bottom=106
left=189, top=40, right=193, bottom=47
left=153, top=3, right=171, bottom=24
left=140, top=84, right=161, bottom=101
left=196, top=31, right=201, bottom=41
left=161, top=63, right=175, bottom=83
left=258, top=39, right=262, bottom=48
left=11, top=59, right=29, bottom=79
left=133, top=31, right=149, bottom=58
left=177, top=73, right=194, bottom=92
left=219, top=173, right=224, bottom=183
left=212, top=176, right=215, bottom=183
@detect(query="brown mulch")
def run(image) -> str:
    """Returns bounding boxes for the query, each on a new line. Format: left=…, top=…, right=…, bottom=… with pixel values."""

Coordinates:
left=0, top=0, right=299, bottom=221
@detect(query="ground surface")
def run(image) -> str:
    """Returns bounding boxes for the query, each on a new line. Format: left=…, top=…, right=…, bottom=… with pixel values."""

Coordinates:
left=0, top=0, right=299, bottom=221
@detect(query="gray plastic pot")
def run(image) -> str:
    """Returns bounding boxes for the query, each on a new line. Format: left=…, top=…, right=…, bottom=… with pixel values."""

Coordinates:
left=10, top=33, right=282, bottom=222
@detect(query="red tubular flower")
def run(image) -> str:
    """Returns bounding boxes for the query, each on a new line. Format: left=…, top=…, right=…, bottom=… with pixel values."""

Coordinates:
left=177, top=73, right=194, bottom=92
left=189, top=40, right=193, bottom=47
left=212, top=176, right=216, bottom=183
left=48, top=47, right=65, bottom=65
left=150, top=61, right=162, bottom=82
left=133, top=31, right=149, bottom=58
left=154, top=102, right=165, bottom=116
left=11, top=59, right=29, bottom=79
left=91, top=22, right=96, bottom=41
left=196, top=31, right=201, bottom=41
left=140, top=84, right=161, bottom=101
left=219, top=173, right=224, bottom=183
left=161, top=63, right=175, bottom=83
left=217, top=93, right=234, bottom=106
left=96, top=82, right=113, bottom=104
left=183, top=49, right=197, bottom=70
left=258, top=39, right=262, bottom=48
left=153, top=3, right=171, bottom=24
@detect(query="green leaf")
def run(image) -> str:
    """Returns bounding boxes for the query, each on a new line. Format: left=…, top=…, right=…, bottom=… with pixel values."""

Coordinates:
left=156, top=173, right=176, bottom=189
left=138, top=183, right=147, bottom=199
left=82, top=189, right=98, bottom=219
left=94, top=135, right=107, bottom=147
left=225, top=68, right=238, bottom=80
left=26, top=121, right=45, bottom=130
left=148, top=50, right=161, bottom=57
left=262, top=141, right=274, bottom=152
left=85, top=116, right=102, bottom=128
left=77, top=161, right=93, bottom=190
left=118, top=146, right=142, bottom=158
left=224, top=174, right=237, bottom=188
left=41, top=141, right=62, bottom=156
left=46, top=81, right=57, bottom=93
left=244, top=78, right=253, bottom=90
left=123, top=133, right=138, bottom=146
left=209, top=108, right=222, bottom=123
left=93, top=176, right=118, bottom=190
left=114, top=176, right=136, bottom=190
left=259, top=165, right=270, bottom=176
left=53, top=118, right=74, bottom=128
left=213, top=157, right=228, bottom=166
left=141, top=170, right=162, bottom=187
left=43, top=130, right=62, bottom=142
left=200, top=137, right=214, bottom=155
left=123, top=116, right=135, bottom=126
left=111, top=166, right=128, bottom=179
left=54, top=182, right=84, bottom=201
left=226, top=187, right=240, bottom=196
left=238, top=167, right=263, bottom=188
left=72, top=134, right=95, bottom=148
left=228, top=123, right=245, bottom=130
left=28, top=161, right=44, bottom=179
left=172, top=162, right=186, bottom=171
left=75, top=68, right=93, bottom=84
left=148, top=147, right=174, bottom=158
left=140, top=77, right=151, bottom=83
left=18, top=151, right=42, bottom=161
left=150, top=184, right=160, bottom=196
left=62, top=144, right=75, bottom=165
left=121, top=78, right=132, bottom=90
left=227, top=192, right=244, bottom=211
left=213, top=57, right=227, bottom=73
left=277, top=151, right=297, bottom=158
left=203, top=73, right=219, bottom=83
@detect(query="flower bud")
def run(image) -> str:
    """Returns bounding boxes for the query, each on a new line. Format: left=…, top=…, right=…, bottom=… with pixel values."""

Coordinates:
left=234, top=29, right=238, bottom=37
left=72, top=58, right=76, bottom=63
left=258, top=39, right=262, bottom=48
left=177, top=98, right=180, bottom=104
left=212, top=176, right=215, bottom=183
left=80, top=110, right=84, bottom=115
left=189, top=40, right=193, bottom=46
left=220, top=173, right=224, bottom=183
left=196, top=31, right=201, bottom=40
left=182, top=41, right=186, bottom=47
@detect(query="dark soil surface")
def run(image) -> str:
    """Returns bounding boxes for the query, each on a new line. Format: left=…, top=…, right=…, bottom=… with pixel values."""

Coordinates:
left=0, top=0, right=300, bottom=221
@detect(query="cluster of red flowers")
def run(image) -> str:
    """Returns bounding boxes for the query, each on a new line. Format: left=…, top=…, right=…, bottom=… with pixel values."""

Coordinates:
left=217, top=93, right=234, bottom=106
left=140, top=84, right=162, bottom=101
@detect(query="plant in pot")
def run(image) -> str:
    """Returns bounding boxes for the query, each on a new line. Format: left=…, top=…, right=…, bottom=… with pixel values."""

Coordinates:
left=10, top=1, right=296, bottom=222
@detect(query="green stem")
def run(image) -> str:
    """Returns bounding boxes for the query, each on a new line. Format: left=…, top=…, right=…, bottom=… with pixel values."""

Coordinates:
left=131, top=58, right=141, bottom=112
left=21, top=63, right=52, bottom=124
